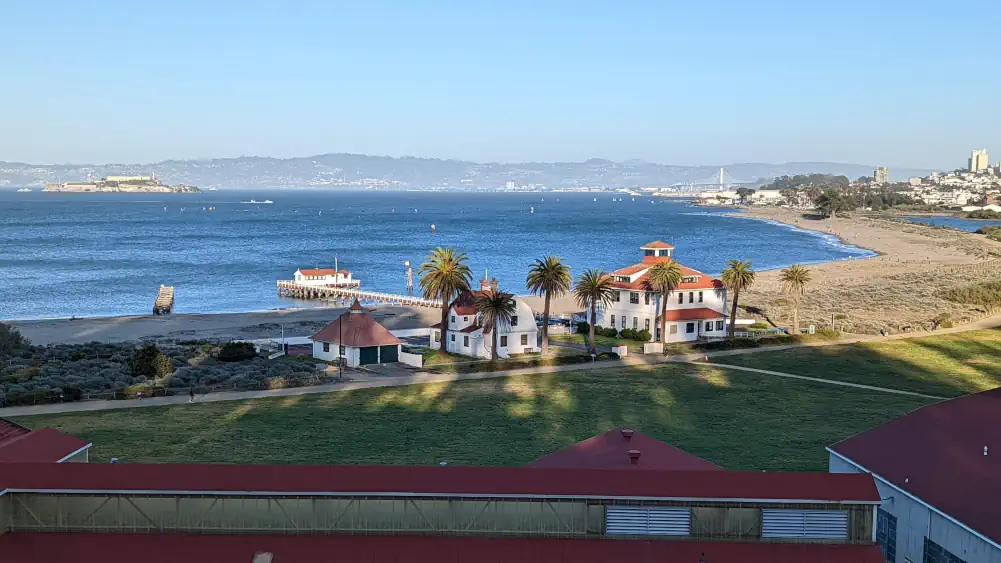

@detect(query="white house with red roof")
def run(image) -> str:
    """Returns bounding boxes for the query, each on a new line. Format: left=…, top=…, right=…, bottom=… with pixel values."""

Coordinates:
left=601, top=241, right=728, bottom=342
left=293, top=268, right=357, bottom=287
left=429, top=278, right=538, bottom=359
left=311, top=301, right=402, bottom=367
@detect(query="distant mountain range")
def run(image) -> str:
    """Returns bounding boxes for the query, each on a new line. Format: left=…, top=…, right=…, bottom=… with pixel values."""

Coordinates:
left=0, top=154, right=935, bottom=189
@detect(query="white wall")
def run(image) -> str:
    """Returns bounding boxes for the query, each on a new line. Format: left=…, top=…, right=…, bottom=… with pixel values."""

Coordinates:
left=312, top=341, right=360, bottom=367
left=428, top=298, right=539, bottom=359
left=601, top=288, right=727, bottom=342
left=830, top=451, right=1001, bottom=563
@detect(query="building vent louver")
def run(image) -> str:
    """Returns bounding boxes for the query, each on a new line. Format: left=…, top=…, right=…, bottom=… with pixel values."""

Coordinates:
left=605, top=506, right=691, bottom=536
left=761, top=509, right=849, bottom=540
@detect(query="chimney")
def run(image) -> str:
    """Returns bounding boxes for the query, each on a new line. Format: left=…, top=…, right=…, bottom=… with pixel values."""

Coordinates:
left=620, top=428, right=635, bottom=441
left=490, top=278, right=499, bottom=293
left=628, top=449, right=641, bottom=466
left=480, top=278, right=491, bottom=291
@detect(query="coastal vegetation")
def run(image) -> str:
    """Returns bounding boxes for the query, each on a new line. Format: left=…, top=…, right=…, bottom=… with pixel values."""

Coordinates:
left=967, top=209, right=1001, bottom=220
left=19, top=363, right=931, bottom=471
left=647, top=260, right=683, bottom=351
left=945, top=281, right=1001, bottom=312
left=0, top=332, right=321, bottom=406
left=474, top=289, right=517, bottom=361
left=721, top=259, right=756, bottom=338
left=779, top=264, right=811, bottom=335
left=721, top=329, right=1001, bottom=398
left=572, top=268, right=617, bottom=355
left=418, top=247, right=473, bottom=357
left=525, top=255, right=573, bottom=355
left=977, top=225, right=1001, bottom=242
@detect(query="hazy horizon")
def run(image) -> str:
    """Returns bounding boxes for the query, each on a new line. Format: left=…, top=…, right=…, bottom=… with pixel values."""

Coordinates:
left=1, top=1, right=998, bottom=169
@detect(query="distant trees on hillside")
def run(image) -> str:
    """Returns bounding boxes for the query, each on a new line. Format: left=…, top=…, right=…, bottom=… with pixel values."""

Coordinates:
left=765, top=174, right=851, bottom=190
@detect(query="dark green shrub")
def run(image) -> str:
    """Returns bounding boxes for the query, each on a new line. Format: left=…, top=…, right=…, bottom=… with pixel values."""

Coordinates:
left=602, top=327, right=619, bottom=338
left=634, top=329, right=651, bottom=341
left=216, top=342, right=258, bottom=362
left=815, top=328, right=841, bottom=339
left=747, top=322, right=770, bottom=329
left=0, top=323, right=28, bottom=358
left=132, top=345, right=174, bottom=378
left=575, top=321, right=590, bottom=335
left=620, top=328, right=636, bottom=340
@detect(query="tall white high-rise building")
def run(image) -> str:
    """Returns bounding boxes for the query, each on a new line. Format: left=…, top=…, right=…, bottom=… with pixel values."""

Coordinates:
left=969, top=149, right=989, bottom=173
left=873, top=167, right=888, bottom=185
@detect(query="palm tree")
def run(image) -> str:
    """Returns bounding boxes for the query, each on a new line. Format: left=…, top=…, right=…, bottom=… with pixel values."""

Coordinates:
left=645, top=260, right=683, bottom=349
left=475, top=289, right=517, bottom=361
left=526, top=255, right=572, bottom=355
left=419, top=247, right=472, bottom=357
left=721, top=259, right=756, bottom=338
left=779, top=264, right=811, bottom=335
left=572, top=268, right=617, bottom=355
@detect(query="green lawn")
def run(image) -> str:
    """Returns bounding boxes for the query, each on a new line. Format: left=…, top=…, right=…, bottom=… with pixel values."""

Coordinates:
left=551, top=333, right=646, bottom=353
left=20, top=364, right=931, bottom=471
left=719, top=328, right=1001, bottom=398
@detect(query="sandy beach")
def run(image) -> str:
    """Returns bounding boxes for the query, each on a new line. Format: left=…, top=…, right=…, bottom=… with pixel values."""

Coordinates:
left=738, top=208, right=1001, bottom=334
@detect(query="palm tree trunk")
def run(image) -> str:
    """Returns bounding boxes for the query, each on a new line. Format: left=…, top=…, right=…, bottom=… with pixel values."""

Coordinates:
left=541, top=293, right=551, bottom=355
left=793, top=297, right=800, bottom=335
left=439, top=302, right=449, bottom=357
left=588, top=302, right=597, bottom=355
left=492, top=320, right=498, bottom=361
left=660, top=291, right=668, bottom=351
left=728, top=288, right=740, bottom=339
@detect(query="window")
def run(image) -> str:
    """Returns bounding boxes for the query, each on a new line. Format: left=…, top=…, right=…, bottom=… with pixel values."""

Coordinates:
left=924, top=538, right=966, bottom=563
left=500, top=335, right=508, bottom=347
left=451, top=315, right=456, bottom=323
left=450, top=334, right=455, bottom=342
left=692, top=507, right=760, bottom=538
left=463, top=335, right=469, bottom=347
left=433, top=330, right=440, bottom=342
left=645, top=319, right=650, bottom=331
left=463, top=316, right=468, bottom=322
left=511, top=316, right=518, bottom=327
left=644, top=293, right=650, bottom=305
left=716, top=320, right=724, bottom=331
left=606, top=507, right=690, bottom=536
left=688, top=292, right=694, bottom=303
left=339, top=344, right=345, bottom=356
left=615, top=275, right=630, bottom=282
left=682, top=275, right=699, bottom=283
left=686, top=322, right=695, bottom=334
left=521, top=333, right=528, bottom=346
left=621, top=315, right=626, bottom=329
left=629, top=292, right=640, bottom=304
left=613, top=291, right=621, bottom=302
left=678, top=292, right=683, bottom=304
left=705, top=322, right=713, bottom=332
left=609, top=315, right=615, bottom=327
left=633, top=317, right=638, bottom=330
left=876, top=508, right=897, bottom=563
left=698, top=291, right=703, bottom=303
left=323, top=342, right=330, bottom=352
left=669, top=325, right=678, bottom=335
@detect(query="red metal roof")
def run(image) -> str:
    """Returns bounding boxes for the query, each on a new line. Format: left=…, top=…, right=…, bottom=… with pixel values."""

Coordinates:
left=0, top=417, right=30, bottom=446
left=608, top=263, right=722, bottom=292
left=527, top=427, right=722, bottom=471
left=297, top=268, right=349, bottom=277
left=0, top=463, right=879, bottom=502
left=641, top=240, right=675, bottom=249
left=0, top=533, right=887, bottom=563
left=611, top=262, right=650, bottom=276
left=656, top=307, right=726, bottom=322
left=0, top=427, right=90, bottom=463
left=311, top=303, right=402, bottom=347
left=450, top=290, right=483, bottom=316
left=830, top=387, right=1001, bottom=545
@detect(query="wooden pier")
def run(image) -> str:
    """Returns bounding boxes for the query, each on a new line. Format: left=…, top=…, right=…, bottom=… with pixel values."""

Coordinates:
left=276, top=280, right=441, bottom=308
left=153, top=285, right=174, bottom=315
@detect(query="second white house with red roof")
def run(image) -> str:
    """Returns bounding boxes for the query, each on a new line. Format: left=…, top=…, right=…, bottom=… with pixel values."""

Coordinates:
left=602, top=241, right=728, bottom=343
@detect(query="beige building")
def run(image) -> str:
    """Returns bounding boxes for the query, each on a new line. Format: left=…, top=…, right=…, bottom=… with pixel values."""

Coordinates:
left=874, top=167, right=889, bottom=185
left=970, top=149, right=990, bottom=173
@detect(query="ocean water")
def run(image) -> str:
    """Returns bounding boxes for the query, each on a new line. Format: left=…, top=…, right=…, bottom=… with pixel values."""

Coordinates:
left=902, top=215, right=1001, bottom=232
left=0, top=190, right=874, bottom=320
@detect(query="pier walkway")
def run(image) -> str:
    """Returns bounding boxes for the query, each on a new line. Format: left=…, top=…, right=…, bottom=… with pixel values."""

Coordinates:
left=277, top=280, right=441, bottom=308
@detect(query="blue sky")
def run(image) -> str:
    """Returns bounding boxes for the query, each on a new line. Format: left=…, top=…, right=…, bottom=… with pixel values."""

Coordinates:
left=1, top=0, right=998, bottom=168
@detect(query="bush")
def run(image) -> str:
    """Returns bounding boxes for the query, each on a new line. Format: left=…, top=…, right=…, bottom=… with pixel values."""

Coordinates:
left=815, top=328, right=841, bottom=340
left=634, top=329, right=651, bottom=342
left=945, top=281, right=1001, bottom=311
left=747, top=322, right=771, bottom=330
left=600, top=327, right=619, bottom=338
left=575, top=321, right=590, bottom=335
left=0, top=323, right=28, bottom=358
left=216, top=342, right=258, bottom=362
left=132, top=345, right=174, bottom=379
left=620, top=328, right=636, bottom=340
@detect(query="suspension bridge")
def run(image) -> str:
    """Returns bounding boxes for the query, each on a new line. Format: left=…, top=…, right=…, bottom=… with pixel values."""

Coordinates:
left=671, top=168, right=756, bottom=192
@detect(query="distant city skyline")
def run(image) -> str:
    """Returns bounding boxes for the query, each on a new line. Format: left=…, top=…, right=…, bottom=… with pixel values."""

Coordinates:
left=0, top=1, right=998, bottom=169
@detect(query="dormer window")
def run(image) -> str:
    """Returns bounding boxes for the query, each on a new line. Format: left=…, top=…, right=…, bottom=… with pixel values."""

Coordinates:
left=615, top=276, right=630, bottom=283
left=682, top=275, right=699, bottom=284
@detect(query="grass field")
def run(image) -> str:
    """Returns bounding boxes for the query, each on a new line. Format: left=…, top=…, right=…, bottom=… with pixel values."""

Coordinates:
left=719, top=328, right=1001, bottom=398
left=551, top=333, right=646, bottom=353
left=20, top=364, right=931, bottom=471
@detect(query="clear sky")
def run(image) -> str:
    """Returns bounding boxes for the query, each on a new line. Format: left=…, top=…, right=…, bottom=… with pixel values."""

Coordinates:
left=1, top=0, right=998, bottom=169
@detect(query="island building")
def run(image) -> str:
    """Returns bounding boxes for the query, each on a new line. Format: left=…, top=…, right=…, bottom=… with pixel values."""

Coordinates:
left=43, top=175, right=199, bottom=193
left=429, top=277, right=539, bottom=359
left=600, top=241, right=727, bottom=343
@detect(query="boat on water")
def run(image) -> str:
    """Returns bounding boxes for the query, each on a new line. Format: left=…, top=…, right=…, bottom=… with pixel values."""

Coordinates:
left=530, top=206, right=535, bottom=214
left=16, top=188, right=32, bottom=192
left=242, top=199, right=274, bottom=204
left=207, top=187, right=218, bottom=191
